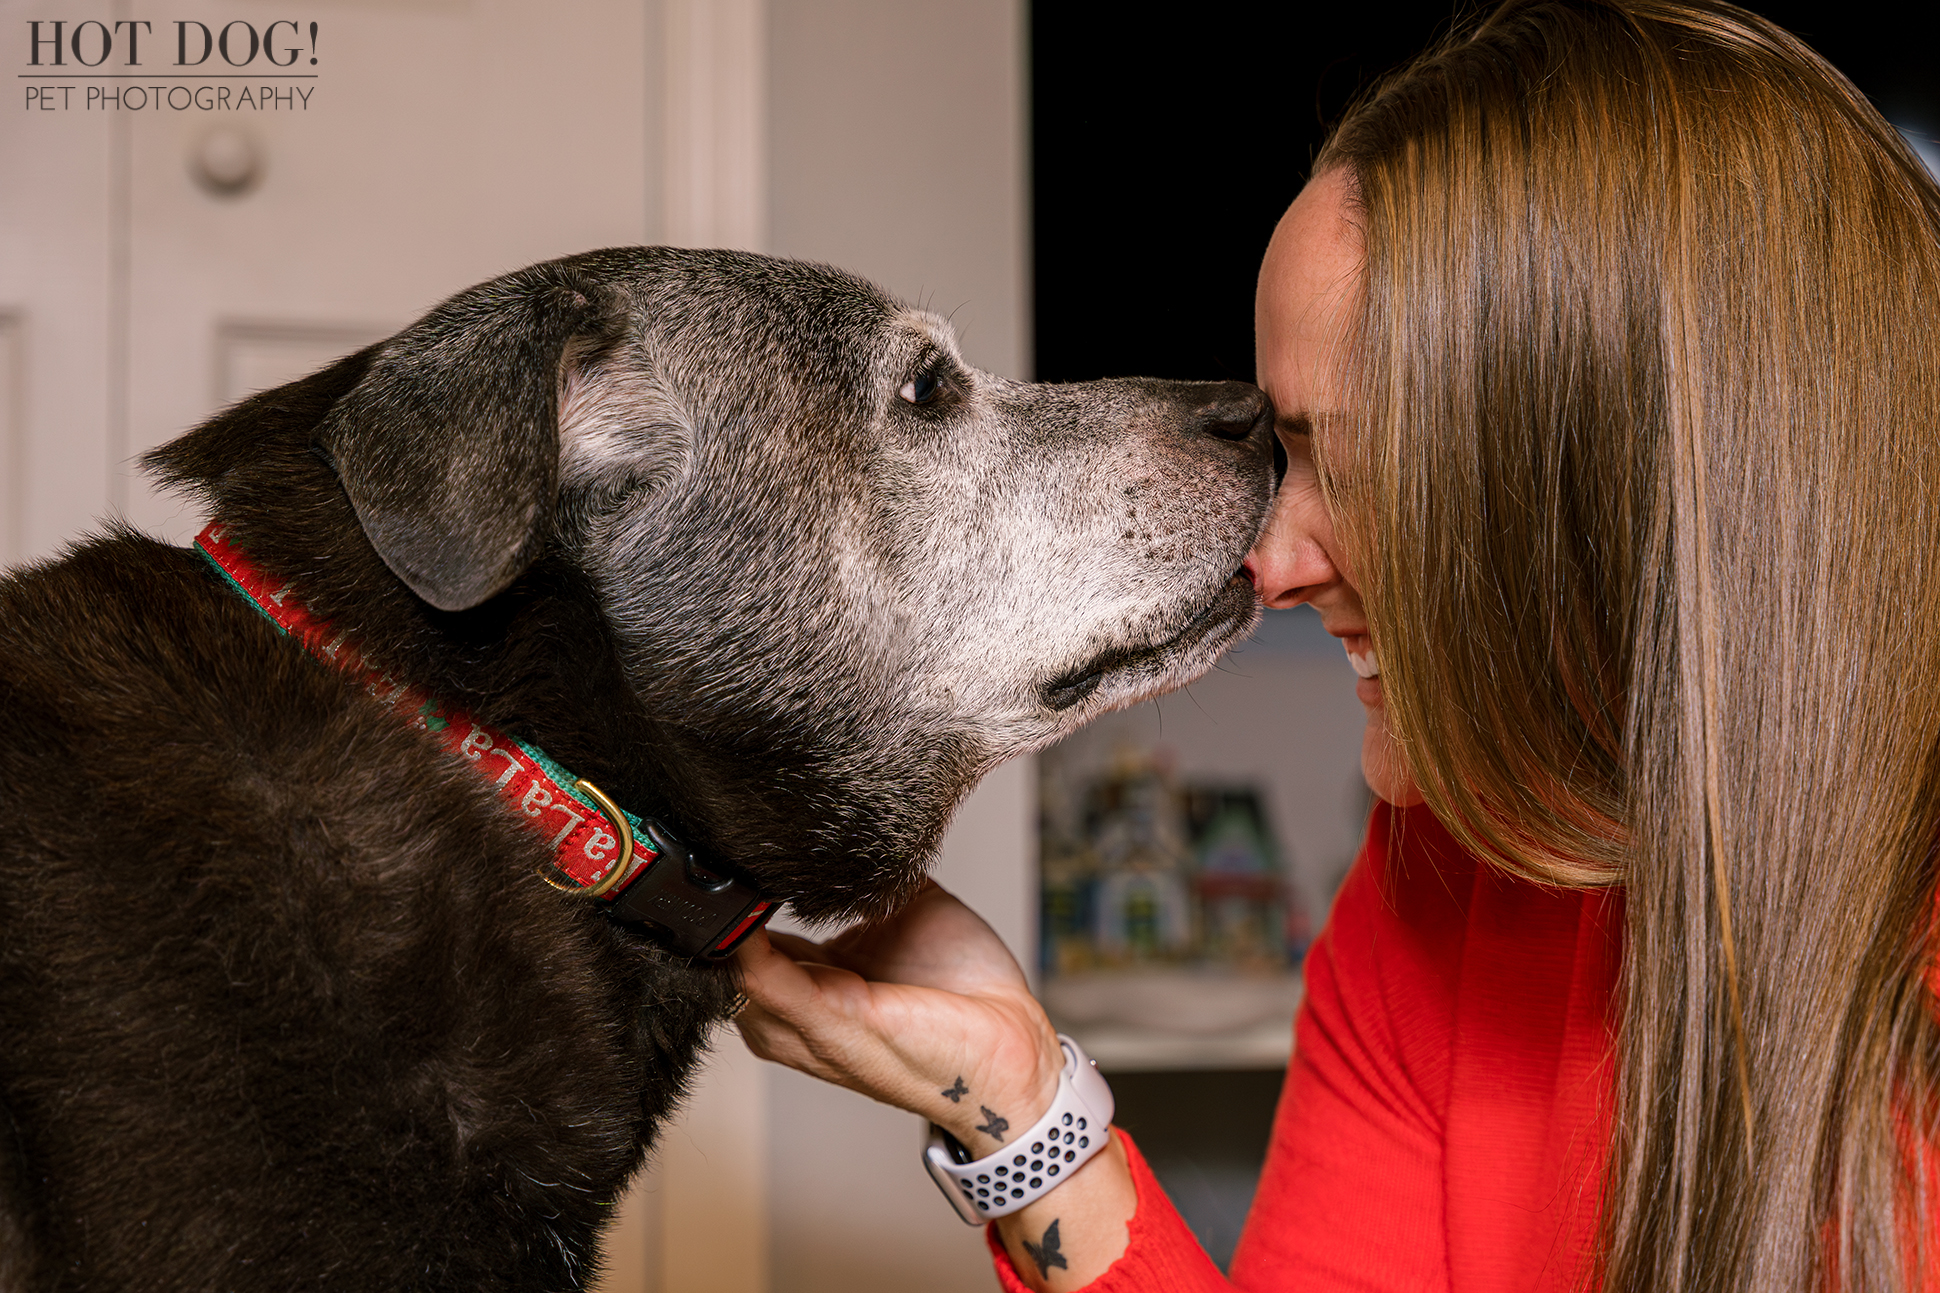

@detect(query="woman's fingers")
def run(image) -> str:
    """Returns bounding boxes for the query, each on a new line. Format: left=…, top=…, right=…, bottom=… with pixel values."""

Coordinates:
left=733, top=924, right=1065, bottom=1145
left=734, top=933, right=870, bottom=1080
left=736, top=929, right=846, bottom=1021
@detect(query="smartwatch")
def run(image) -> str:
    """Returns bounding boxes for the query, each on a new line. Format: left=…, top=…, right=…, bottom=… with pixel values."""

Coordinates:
left=924, top=1033, right=1114, bottom=1224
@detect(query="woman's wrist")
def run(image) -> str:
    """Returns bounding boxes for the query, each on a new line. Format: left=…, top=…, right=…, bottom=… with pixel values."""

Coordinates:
left=920, top=1011, right=1066, bottom=1153
left=925, top=1032, right=1115, bottom=1224
left=992, top=1131, right=1137, bottom=1292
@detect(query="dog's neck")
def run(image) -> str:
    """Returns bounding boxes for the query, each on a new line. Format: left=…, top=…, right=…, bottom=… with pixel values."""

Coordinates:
left=145, top=352, right=963, bottom=926
left=195, top=519, right=776, bottom=960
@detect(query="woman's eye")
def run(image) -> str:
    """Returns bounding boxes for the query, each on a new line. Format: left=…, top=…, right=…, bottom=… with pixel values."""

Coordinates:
left=899, top=373, right=940, bottom=405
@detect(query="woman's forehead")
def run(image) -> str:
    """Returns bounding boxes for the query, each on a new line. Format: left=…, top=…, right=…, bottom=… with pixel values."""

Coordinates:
left=1257, top=170, right=1362, bottom=411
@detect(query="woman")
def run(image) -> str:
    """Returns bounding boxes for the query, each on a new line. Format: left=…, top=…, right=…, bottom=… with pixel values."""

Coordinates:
left=734, top=1, right=1940, bottom=1288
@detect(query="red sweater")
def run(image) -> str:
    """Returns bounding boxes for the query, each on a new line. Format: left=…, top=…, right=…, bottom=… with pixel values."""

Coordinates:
left=991, top=802, right=1623, bottom=1291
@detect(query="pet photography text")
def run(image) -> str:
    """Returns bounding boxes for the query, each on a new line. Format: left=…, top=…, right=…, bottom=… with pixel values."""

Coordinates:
left=20, top=19, right=319, bottom=112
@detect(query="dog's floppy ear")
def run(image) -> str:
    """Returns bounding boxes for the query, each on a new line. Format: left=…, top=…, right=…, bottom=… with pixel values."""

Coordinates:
left=318, top=266, right=623, bottom=611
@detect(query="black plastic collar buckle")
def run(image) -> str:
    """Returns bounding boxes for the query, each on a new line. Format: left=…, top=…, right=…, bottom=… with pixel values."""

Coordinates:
left=607, top=818, right=775, bottom=960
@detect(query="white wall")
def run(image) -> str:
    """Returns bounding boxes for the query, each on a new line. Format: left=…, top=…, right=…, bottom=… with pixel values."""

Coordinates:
left=767, top=0, right=1029, bottom=382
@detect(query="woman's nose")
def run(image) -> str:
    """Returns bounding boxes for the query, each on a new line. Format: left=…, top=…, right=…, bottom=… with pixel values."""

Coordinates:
left=1244, top=441, right=1341, bottom=609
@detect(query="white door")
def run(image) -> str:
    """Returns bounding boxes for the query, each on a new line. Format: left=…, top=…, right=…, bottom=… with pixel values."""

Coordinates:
left=2, top=0, right=657, bottom=556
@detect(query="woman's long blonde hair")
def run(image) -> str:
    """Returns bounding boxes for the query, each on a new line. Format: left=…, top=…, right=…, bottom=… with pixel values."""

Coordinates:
left=1317, top=2, right=1940, bottom=1287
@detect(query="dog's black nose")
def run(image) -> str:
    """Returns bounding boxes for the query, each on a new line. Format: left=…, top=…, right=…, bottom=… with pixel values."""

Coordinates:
left=1188, top=383, right=1278, bottom=486
left=1191, top=383, right=1273, bottom=445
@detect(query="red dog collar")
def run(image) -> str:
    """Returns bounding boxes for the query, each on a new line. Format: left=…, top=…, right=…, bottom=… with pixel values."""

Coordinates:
left=195, top=521, right=774, bottom=960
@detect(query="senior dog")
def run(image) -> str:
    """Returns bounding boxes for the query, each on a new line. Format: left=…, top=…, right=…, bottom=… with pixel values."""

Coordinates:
left=0, top=248, right=1276, bottom=1291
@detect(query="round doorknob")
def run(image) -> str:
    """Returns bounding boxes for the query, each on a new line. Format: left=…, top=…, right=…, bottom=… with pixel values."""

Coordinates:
left=191, top=127, right=264, bottom=196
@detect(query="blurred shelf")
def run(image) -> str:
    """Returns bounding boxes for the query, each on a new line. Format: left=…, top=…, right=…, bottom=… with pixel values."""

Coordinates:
left=1044, top=969, right=1302, bottom=1072
left=1060, top=1015, right=1296, bottom=1072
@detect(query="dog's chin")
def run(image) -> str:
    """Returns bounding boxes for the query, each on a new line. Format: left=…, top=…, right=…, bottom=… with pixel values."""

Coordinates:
left=773, top=856, right=933, bottom=930
left=1042, top=572, right=1260, bottom=721
left=754, top=581, right=1261, bottom=932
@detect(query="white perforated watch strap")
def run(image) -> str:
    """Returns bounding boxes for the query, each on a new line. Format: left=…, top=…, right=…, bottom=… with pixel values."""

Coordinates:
left=923, top=1034, right=1115, bottom=1224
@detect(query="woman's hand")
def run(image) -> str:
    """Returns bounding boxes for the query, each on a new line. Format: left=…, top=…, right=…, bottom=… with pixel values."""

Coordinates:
left=735, top=881, right=1141, bottom=1290
left=733, top=880, right=1065, bottom=1153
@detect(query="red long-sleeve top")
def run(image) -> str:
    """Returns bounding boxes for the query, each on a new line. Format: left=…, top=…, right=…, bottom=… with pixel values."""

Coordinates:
left=991, top=801, right=1623, bottom=1291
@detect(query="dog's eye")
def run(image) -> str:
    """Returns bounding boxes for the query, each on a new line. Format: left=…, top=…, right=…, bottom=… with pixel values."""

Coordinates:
left=899, top=373, right=941, bottom=405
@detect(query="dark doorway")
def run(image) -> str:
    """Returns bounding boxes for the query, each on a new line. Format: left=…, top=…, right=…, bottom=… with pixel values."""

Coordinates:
left=1031, top=2, right=1940, bottom=386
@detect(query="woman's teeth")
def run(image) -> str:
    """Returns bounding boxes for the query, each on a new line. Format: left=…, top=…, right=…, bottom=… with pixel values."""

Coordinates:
left=1346, top=645, right=1380, bottom=679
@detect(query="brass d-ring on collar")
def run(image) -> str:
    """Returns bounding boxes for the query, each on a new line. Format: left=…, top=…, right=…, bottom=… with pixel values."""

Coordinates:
left=536, top=778, right=637, bottom=899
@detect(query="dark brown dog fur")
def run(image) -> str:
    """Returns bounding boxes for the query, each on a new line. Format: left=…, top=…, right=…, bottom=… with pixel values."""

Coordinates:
left=0, top=358, right=735, bottom=1291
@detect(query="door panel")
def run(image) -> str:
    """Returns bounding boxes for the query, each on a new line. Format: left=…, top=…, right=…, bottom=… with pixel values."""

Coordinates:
left=213, top=318, right=391, bottom=405
left=118, top=0, right=654, bottom=542
left=0, top=42, right=113, bottom=563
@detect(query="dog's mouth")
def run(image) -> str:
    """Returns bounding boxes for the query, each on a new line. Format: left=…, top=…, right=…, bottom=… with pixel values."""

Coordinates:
left=1040, top=570, right=1259, bottom=712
